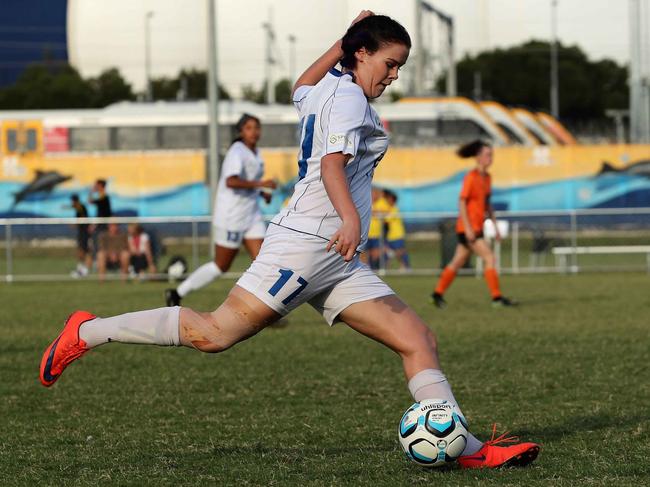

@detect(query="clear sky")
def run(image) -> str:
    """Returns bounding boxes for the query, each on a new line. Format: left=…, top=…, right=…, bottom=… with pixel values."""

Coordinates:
left=68, top=0, right=633, bottom=95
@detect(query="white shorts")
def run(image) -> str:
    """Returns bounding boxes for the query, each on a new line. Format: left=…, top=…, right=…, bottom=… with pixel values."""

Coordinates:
left=236, top=224, right=395, bottom=325
left=214, top=212, right=267, bottom=249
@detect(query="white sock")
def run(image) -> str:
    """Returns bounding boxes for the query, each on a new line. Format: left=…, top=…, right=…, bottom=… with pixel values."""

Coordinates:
left=177, top=261, right=222, bottom=298
left=408, top=368, right=484, bottom=456
left=79, top=307, right=181, bottom=348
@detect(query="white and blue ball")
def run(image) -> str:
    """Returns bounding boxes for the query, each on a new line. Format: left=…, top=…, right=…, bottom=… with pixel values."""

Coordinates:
left=398, top=398, right=468, bottom=467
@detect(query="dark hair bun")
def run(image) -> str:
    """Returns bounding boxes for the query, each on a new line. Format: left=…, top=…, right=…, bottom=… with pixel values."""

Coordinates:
left=457, top=140, right=490, bottom=159
left=341, top=15, right=411, bottom=69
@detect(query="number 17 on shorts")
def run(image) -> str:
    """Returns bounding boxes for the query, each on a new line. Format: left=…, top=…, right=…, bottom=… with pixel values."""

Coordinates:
left=268, top=269, right=309, bottom=305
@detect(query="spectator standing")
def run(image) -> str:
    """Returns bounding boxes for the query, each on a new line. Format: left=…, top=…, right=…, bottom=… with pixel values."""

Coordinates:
left=88, top=179, right=112, bottom=258
left=70, top=194, right=91, bottom=278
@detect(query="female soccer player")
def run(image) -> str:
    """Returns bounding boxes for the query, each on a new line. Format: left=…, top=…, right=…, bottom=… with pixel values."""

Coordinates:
left=432, top=140, right=515, bottom=309
left=40, top=12, right=538, bottom=469
left=165, top=114, right=276, bottom=306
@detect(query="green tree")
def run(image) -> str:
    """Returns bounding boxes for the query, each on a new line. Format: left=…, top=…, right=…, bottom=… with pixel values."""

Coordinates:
left=241, top=79, right=292, bottom=104
left=275, top=78, right=292, bottom=104
left=241, top=83, right=264, bottom=104
left=0, top=64, right=94, bottom=109
left=88, top=68, right=134, bottom=107
left=439, top=40, right=629, bottom=120
left=150, top=69, right=230, bottom=101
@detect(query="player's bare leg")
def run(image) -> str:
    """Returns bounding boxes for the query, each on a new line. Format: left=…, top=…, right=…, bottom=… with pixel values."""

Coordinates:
left=338, top=295, right=538, bottom=467
left=40, top=286, right=281, bottom=387
left=242, top=238, right=263, bottom=260
left=179, top=286, right=280, bottom=352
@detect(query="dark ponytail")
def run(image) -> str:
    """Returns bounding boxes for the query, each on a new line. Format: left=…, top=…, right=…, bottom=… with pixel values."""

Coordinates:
left=457, top=140, right=491, bottom=159
left=340, top=15, right=411, bottom=70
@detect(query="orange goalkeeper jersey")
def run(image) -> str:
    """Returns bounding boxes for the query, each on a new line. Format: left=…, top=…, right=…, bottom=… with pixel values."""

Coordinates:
left=456, top=168, right=491, bottom=233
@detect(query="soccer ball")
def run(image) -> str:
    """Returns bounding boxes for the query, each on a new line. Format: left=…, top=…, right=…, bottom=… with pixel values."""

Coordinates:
left=398, top=398, right=469, bottom=467
left=166, top=255, right=187, bottom=282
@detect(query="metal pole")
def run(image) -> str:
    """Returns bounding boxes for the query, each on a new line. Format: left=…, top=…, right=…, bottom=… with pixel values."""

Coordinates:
left=288, top=34, right=296, bottom=86
left=629, top=0, right=642, bottom=142
left=473, top=71, right=482, bottom=101
left=446, top=18, right=456, bottom=97
left=550, top=0, right=560, bottom=118
left=207, top=0, right=220, bottom=260
left=414, top=0, right=424, bottom=95
left=570, top=210, right=578, bottom=273
left=145, top=11, right=154, bottom=101
left=263, top=7, right=275, bottom=104
left=512, top=221, right=519, bottom=274
left=191, top=220, right=199, bottom=270
left=5, top=223, right=12, bottom=283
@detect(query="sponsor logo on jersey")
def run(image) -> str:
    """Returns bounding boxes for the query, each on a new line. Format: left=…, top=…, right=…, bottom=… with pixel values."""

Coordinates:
left=329, top=133, right=349, bottom=145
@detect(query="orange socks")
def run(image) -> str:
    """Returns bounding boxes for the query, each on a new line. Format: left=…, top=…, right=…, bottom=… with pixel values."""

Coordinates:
left=484, top=268, right=502, bottom=298
left=435, top=267, right=456, bottom=295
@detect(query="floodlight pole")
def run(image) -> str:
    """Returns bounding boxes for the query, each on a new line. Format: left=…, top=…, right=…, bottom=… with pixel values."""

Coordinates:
left=414, top=0, right=424, bottom=95
left=145, top=11, right=154, bottom=101
left=446, top=17, right=456, bottom=97
left=262, top=7, right=276, bottom=104
left=207, top=0, right=220, bottom=259
left=629, top=0, right=650, bottom=143
left=550, top=0, right=560, bottom=118
left=288, top=34, right=297, bottom=86
left=420, top=1, right=456, bottom=97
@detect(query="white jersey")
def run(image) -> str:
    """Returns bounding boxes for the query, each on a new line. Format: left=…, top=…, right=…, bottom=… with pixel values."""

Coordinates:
left=213, top=140, right=265, bottom=231
left=270, top=68, right=389, bottom=249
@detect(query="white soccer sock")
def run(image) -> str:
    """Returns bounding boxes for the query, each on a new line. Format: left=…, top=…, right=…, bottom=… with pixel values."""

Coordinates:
left=79, top=307, right=181, bottom=348
left=408, top=368, right=484, bottom=456
left=177, top=261, right=222, bottom=298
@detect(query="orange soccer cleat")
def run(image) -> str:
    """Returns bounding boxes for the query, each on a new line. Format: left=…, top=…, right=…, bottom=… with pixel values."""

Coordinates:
left=39, top=310, right=97, bottom=387
left=458, top=424, right=540, bottom=469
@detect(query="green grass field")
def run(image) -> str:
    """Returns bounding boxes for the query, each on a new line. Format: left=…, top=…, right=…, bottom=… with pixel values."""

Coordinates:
left=1, top=273, right=649, bottom=486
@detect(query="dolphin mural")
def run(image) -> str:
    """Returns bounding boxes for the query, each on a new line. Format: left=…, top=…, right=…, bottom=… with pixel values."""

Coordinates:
left=12, top=170, right=72, bottom=207
left=598, top=160, right=650, bottom=178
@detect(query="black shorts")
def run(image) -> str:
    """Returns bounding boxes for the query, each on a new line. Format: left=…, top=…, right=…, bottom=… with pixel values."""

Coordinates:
left=457, top=231, right=484, bottom=247
left=130, top=254, right=148, bottom=273
left=77, top=231, right=89, bottom=253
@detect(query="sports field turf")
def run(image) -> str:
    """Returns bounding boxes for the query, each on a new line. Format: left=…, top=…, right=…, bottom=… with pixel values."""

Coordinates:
left=1, top=273, right=649, bottom=486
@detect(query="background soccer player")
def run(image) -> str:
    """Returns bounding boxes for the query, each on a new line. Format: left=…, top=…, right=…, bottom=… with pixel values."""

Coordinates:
left=383, top=189, right=410, bottom=272
left=432, top=140, right=515, bottom=308
left=165, top=114, right=276, bottom=306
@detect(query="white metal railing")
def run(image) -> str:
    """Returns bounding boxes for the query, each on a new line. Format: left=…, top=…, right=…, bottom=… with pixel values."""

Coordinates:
left=2, top=208, right=650, bottom=282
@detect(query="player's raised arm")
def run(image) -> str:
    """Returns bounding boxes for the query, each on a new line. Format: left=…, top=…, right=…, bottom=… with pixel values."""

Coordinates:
left=292, top=10, right=374, bottom=96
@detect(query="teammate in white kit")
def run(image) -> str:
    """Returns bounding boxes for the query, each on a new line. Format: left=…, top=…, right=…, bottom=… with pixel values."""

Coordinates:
left=40, top=11, right=539, bottom=469
left=165, top=114, right=276, bottom=306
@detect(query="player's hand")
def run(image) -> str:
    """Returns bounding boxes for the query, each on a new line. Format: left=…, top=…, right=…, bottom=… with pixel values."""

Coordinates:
left=259, top=179, right=277, bottom=189
left=466, top=229, right=476, bottom=243
left=350, top=10, right=374, bottom=27
left=327, top=217, right=361, bottom=262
